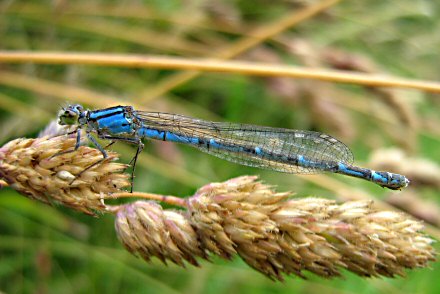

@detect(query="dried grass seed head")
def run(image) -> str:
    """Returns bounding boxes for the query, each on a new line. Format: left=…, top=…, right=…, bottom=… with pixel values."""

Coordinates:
left=0, top=136, right=130, bottom=215
left=187, top=176, right=436, bottom=280
left=113, top=176, right=435, bottom=281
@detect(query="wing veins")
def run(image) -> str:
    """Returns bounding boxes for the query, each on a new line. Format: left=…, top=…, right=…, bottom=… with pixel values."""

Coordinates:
left=134, top=111, right=354, bottom=165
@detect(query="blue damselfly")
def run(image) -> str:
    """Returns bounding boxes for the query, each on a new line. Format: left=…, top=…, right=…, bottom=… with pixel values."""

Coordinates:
left=58, top=104, right=409, bottom=191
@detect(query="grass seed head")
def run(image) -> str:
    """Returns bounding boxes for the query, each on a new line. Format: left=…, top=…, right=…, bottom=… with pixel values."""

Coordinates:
left=0, top=136, right=130, bottom=215
left=112, top=177, right=435, bottom=280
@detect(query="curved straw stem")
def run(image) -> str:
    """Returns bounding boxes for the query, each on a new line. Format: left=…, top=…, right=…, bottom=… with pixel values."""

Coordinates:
left=109, top=191, right=187, bottom=208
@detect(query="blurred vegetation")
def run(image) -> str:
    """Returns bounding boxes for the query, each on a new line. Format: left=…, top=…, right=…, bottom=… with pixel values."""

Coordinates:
left=1, top=0, right=440, bottom=293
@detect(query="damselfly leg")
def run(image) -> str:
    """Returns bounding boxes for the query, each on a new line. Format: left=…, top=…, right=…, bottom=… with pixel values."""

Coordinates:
left=49, top=128, right=82, bottom=159
left=67, top=131, right=110, bottom=185
left=101, top=136, right=144, bottom=193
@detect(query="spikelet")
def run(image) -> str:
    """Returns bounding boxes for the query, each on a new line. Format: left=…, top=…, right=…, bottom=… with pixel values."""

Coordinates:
left=115, top=176, right=436, bottom=281
left=0, top=136, right=130, bottom=215
left=115, top=201, right=207, bottom=267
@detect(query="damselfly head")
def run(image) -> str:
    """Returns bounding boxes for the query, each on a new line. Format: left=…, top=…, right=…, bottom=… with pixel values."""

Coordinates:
left=58, top=104, right=84, bottom=126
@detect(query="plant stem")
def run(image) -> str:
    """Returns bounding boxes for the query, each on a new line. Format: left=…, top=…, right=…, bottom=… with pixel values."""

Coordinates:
left=109, top=191, right=187, bottom=207
left=1, top=51, right=440, bottom=93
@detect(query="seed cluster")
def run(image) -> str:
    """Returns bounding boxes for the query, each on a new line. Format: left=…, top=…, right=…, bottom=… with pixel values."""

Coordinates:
left=0, top=136, right=130, bottom=215
left=115, top=176, right=436, bottom=280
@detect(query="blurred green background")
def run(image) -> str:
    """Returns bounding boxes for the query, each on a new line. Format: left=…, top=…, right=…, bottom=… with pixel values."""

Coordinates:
left=1, top=0, right=440, bottom=293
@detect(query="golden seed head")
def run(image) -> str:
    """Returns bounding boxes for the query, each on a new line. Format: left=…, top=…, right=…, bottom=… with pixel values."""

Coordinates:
left=112, top=176, right=435, bottom=281
left=0, top=136, right=130, bottom=215
left=186, top=177, right=435, bottom=280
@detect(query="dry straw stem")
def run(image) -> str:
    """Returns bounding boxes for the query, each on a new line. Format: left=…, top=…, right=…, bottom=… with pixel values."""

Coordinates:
left=1, top=51, right=440, bottom=94
left=115, top=176, right=436, bottom=281
left=0, top=136, right=130, bottom=215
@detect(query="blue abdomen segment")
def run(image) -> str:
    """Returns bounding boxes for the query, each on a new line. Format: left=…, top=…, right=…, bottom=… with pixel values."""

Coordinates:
left=138, top=127, right=245, bottom=153
left=138, top=128, right=201, bottom=145
left=336, top=163, right=409, bottom=190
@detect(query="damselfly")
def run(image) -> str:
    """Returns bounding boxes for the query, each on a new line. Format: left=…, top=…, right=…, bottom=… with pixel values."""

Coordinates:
left=58, top=104, right=409, bottom=191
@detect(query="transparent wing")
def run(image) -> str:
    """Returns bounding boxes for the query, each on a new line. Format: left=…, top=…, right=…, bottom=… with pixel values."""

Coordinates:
left=134, top=111, right=354, bottom=174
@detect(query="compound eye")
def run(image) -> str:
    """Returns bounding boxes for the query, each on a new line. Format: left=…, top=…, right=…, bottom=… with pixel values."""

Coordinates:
left=74, top=104, right=84, bottom=112
left=65, top=109, right=75, bottom=117
left=58, top=105, right=80, bottom=125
